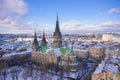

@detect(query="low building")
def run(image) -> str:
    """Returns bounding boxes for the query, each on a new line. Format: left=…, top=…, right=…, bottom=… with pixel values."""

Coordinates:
left=102, top=33, right=120, bottom=43
left=75, top=49, right=89, bottom=59
left=106, top=46, right=120, bottom=56
left=92, top=55, right=120, bottom=80
left=102, top=33, right=113, bottom=42
left=89, top=44, right=105, bottom=60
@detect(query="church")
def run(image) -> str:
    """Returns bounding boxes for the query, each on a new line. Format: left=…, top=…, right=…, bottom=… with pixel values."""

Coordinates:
left=32, top=15, right=78, bottom=72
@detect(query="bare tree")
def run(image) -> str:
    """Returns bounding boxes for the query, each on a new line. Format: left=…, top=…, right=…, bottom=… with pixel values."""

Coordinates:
left=22, top=68, right=28, bottom=80
left=0, top=63, right=2, bottom=80
left=10, top=67, right=19, bottom=80
left=30, top=62, right=33, bottom=80
left=2, top=61, right=8, bottom=80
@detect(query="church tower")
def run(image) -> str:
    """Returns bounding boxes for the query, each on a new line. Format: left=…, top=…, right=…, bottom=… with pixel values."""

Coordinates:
left=53, top=14, right=62, bottom=48
left=32, top=31, right=39, bottom=51
left=41, top=30, right=47, bottom=46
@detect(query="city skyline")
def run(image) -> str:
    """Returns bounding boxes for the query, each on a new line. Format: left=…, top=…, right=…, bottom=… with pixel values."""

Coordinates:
left=0, top=0, right=120, bottom=34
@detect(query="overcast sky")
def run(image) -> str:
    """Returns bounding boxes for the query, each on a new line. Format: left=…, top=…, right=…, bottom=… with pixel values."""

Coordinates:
left=0, top=0, right=120, bottom=34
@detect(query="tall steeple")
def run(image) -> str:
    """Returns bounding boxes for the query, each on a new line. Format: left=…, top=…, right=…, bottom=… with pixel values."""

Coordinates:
left=32, top=31, right=39, bottom=51
left=41, top=29, right=47, bottom=46
left=53, top=14, right=62, bottom=48
left=54, top=13, right=62, bottom=36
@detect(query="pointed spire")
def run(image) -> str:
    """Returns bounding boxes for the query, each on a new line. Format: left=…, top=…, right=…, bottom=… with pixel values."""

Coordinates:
left=34, top=31, right=37, bottom=42
left=57, top=12, right=59, bottom=21
left=32, top=31, right=39, bottom=51
left=41, top=29, right=47, bottom=46
left=43, top=28, right=45, bottom=37
left=54, top=13, right=61, bottom=36
left=53, top=13, right=62, bottom=48
left=71, top=41, right=74, bottom=49
left=42, top=29, right=46, bottom=41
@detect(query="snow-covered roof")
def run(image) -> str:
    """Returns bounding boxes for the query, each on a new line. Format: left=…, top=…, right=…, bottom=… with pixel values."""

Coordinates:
left=53, top=47, right=76, bottom=57
left=105, top=64, right=119, bottom=74
left=53, top=48, right=61, bottom=57
left=93, top=55, right=120, bottom=75
left=93, top=61, right=105, bottom=75
left=36, top=46, right=76, bottom=57
left=37, top=46, right=51, bottom=54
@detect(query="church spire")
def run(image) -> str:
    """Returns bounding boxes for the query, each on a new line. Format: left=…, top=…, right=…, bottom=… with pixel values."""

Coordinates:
left=57, top=12, right=58, bottom=21
left=41, top=29, right=47, bottom=46
left=54, top=13, right=61, bottom=35
left=32, top=31, right=39, bottom=51
left=53, top=14, right=62, bottom=48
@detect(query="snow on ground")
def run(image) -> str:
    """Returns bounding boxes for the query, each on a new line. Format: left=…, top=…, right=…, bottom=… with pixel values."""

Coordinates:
left=1, top=65, right=69, bottom=80
left=3, top=51, right=32, bottom=58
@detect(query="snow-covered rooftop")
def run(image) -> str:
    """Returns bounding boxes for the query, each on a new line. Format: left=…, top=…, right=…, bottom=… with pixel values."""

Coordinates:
left=93, top=55, right=120, bottom=75
left=93, top=61, right=105, bottom=75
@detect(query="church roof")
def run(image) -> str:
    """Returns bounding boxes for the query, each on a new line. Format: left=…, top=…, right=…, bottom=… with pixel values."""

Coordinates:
left=37, top=46, right=51, bottom=54
left=37, top=46, right=76, bottom=57
left=60, top=48, right=68, bottom=56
